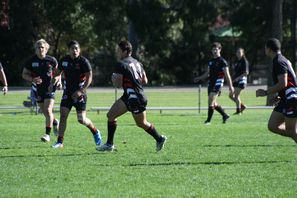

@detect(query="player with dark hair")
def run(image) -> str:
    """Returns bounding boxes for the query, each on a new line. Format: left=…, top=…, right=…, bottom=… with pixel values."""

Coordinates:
left=22, top=39, right=59, bottom=142
left=0, top=62, right=8, bottom=95
left=97, top=40, right=167, bottom=152
left=194, top=42, right=234, bottom=124
left=256, top=38, right=297, bottom=143
left=229, top=47, right=249, bottom=114
left=51, top=40, right=102, bottom=148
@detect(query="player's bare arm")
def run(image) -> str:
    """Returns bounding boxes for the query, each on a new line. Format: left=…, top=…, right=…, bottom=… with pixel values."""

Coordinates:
left=194, top=69, right=209, bottom=83
left=256, top=73, right=287, bottom=97
left=72, top=71, right=92, bottom=100
left=223, top=67, right=234, bottom=94
left=0, top=69, right=8, bottom=95
left=141, top=70, right=148, bottom=85
left=22, top=67, right=42, bottom=84
left=112, top=73, right=123, bottom=88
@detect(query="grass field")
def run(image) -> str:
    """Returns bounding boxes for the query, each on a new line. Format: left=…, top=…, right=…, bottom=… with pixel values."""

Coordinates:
left=1, top=86, right=297, bottom=197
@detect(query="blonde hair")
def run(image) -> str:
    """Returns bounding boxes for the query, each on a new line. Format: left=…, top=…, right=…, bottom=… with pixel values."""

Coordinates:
left=34, top=39, right=50, bottom=50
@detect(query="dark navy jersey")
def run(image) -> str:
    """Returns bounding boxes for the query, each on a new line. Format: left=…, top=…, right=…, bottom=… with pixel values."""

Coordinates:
left=272, top=54, right=297, bottom=101
left=233, top=57, right=249, bottom=79
left=115, top=56, right=145, bottom=97
left=24, top=55, right=58, bottom=94
left=59, top=55, right=92, bottom=94
left=208, top=57, right=228, bottom=88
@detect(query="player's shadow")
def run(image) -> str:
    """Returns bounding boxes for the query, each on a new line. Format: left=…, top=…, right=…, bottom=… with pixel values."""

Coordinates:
left=202, top=144, right=296, bottom=148
left=128, top=159, right=293, bottom=167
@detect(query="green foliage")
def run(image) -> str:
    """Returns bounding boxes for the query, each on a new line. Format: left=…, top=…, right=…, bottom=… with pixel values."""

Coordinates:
left=0, top=0, right=296, bottom=86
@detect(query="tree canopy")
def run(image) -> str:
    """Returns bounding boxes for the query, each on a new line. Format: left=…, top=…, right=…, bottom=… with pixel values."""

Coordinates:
left=0, top=0, right=296, bottom=86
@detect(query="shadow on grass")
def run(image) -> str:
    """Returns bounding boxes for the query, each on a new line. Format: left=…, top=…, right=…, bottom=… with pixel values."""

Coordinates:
left=202, top=144, right=296, bottom=148
left=128, top=160, right=293, bottom=167
left=0, top=151, right=108, bottom=159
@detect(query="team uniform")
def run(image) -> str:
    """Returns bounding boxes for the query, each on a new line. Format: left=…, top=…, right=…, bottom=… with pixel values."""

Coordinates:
left=59, top=55, right=91, bottom=111
left=272, top=54, right=297, bottom=118
left=116, top=56, right=147, bottom=114
left=233, top=57, right=249, bottom=89
left=208, top=57, right=228, bottom=94
left=24, top=55, right=58, bottom=103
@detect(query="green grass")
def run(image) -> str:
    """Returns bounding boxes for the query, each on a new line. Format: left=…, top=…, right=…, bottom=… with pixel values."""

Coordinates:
left=0, top=87, right=297, bottom=197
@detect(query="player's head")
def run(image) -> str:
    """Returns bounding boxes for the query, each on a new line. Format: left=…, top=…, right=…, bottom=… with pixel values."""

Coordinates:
left=117, top=40, right=132, bottom=60
left=35, top=39, right=50, bottom=59
left=68, top=40, right=80, bottom=59
left=236, top=47, right=245, bottom=59
left=211, top=42, right=222, bottom=57
left=265, top=38, right=281, bottom=57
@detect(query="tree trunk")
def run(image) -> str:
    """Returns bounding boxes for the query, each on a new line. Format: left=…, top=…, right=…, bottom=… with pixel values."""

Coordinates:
left=267, top=0, right=283, bottom=105
left=292, top=0, right=297, bottom=72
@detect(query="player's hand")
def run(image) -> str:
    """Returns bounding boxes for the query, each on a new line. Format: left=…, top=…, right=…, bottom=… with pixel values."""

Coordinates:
left=32, top=76, right=42, bottom=84
left=256, top=89, right=267, bottom=97
left=56, top=81, right=63, bottom=90
left=71, top=90, right=84, bottom=100
left=193, top=77, right=201, bottom=83
left=2, top=85, right=7, bottom=95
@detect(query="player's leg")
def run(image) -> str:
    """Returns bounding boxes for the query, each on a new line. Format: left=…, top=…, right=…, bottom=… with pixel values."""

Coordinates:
left=267, top=111, right=289, bottom=137
left=76, top=110, right=102, bottom=146
left=96, top=99, right=127, bottom=151
left=43, top=98, right=55, bottom=135
left=132, top=111, right=167, bottom=151
left=213, top=93, right=229, bottom=123
left=285, top=117, right=297, bottom=143
left=233, top=87, right=242, bottom=114
left=205, top=92, right=217, bottom=124
left=52, top=106, right=70, bottom=148
left=106, top=99, right=127, bottom=145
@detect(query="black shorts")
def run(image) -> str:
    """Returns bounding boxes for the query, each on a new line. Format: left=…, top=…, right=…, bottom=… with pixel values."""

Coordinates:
left=120, top=92, right=147, bottom=114
left=233, top=81, right=246, bottom=89
left=274, top=99, right=297, bottom=118
left=36, top=86, right=56, bottom=103
left=60, top=93, right=87, bottom=111
left=36, top=92, right=56, bottom=103
left=208, top=85, right=222, bottom=95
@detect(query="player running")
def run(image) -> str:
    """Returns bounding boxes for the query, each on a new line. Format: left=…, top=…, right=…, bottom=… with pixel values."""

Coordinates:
left=229, top=47, right=249, bottom=115
left=96, top=40, right=167, bottom=152
left=0, top=61, right=8, bottom=95
left=22, top=39, right=59, bottom=142
left=51, top=40, right=102, bottom=148
left=256, top=38, right=297, bottom=143
left=194, top=42, right=234, bottom=124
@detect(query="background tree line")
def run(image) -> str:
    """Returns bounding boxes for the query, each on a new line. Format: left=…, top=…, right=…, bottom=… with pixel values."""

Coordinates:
left=0, top=0, right=296, bottom=87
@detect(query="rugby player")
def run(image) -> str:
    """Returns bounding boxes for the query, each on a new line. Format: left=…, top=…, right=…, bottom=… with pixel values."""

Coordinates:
left=22, top=39, right=59, bottom=142
left=96, top=40, right=167, bottom=152
left=256, top=38, right=297, bottom=143
left=0, top=62, right=8, bottom=95
left=194, top=42, right=234, bottom=124
left=51, top=40, right=102, bottom=148
left=229, top=47, right=249, bottom=115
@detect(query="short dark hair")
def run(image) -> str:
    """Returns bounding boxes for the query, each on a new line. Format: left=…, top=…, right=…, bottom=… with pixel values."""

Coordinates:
left=211, top=42, right=222, bottom=49
left=265, top=38, right=281, bottom=52
left=118, top=40, right=132, bottom=53
left=68, top=40, right=80, bottom=48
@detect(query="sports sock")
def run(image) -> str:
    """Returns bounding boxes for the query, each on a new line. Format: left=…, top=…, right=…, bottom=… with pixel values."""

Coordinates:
left=214, top=105, right=227, bottom=117
left=45, top=127, right=51, bottom=135
left=107, top=121, right=117, bottom=145
left=53, top=119, right=58, bottom=126
left=87, top=125, right=98, bottom=135
left=206, top=106, right=214, bottom=122
left=145, top=124, right=162, bottom=141
left=57, top=136, right=64, bottom=143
